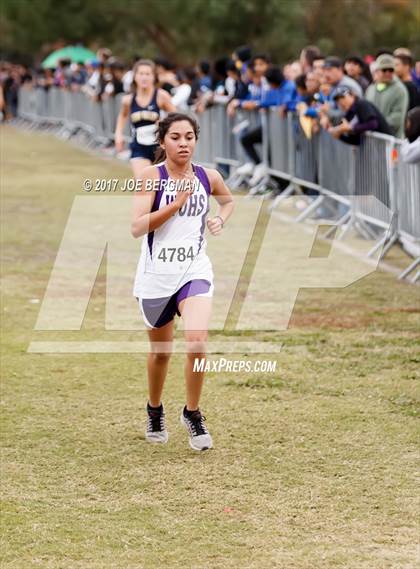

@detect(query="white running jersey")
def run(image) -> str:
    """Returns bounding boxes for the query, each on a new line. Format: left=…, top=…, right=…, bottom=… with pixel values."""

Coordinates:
left=133, top=162, right=214, bottom=298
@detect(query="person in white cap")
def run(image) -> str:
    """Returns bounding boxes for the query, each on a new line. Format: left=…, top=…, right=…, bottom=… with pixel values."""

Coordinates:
left=365, top=54, right=409, bottom=139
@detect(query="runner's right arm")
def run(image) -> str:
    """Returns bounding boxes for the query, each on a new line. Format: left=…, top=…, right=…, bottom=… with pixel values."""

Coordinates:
left=114, top=94, right=132, bottom=152
left=131, top=166, right=192, bottom=238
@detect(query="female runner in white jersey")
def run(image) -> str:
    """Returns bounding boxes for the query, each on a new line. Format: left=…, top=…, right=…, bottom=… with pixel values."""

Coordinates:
left=131, top=113, right=234, bottom=451
left=115, top=59, right=175, bottom=179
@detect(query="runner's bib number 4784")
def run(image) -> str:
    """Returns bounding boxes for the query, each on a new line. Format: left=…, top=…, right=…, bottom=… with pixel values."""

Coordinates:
left=146, top=239, right=198, bottom=275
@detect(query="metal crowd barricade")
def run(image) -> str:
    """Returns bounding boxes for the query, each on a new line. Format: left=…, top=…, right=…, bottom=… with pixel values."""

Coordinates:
left=17, top=87, right=38, bottom=122
left=82, top=96, right=106, bottom=142
left=291, top=115, right=318, bottom=186
left=47, top=87, right=66, bottom=125
left=392, top=141, right=420, bottom=282
left=194, top=103, right=258, bottom=168
left=262, top=110, right=294, bottom=205
left=301, top=127, right=353, bottom=230
left=71, top=90, right=94, bottom=132
left=193, top=105, right=417, bottom=279
left=102, top=96, right=117, bottom=141
left=317, top=128, right=354, bottom=200
left=211, top=103, right=238, bottom=166
left=114, top=93, right=131, bottom=141
left=264, top=112, right=398, bottom=249
left=62, top=89, right=80, bottom=133
left=194, top=107, right=214, bottom=165
left=238, top=107, right=263, bottom=164
left=263, top=110, right=326, bottom=214
left=348, top=132, right=398, bottom=256
left=34, top=89, right=49, bottom=120
left=15, top=87, right=419, bottom=282
left=264, top=109, right=322, bottom=187
left=262, top=110, right=415, bottom=264
left=17, top=87, right=116, bottom=143
left=355, top=133, right=394, bottom=218
left=265, top=109, right=292, bottom=177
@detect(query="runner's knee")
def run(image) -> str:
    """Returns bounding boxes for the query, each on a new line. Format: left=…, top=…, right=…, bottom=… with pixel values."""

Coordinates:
left=149, top=351, right=172, bottom=364
left=185, top=332, right=208, bottom=355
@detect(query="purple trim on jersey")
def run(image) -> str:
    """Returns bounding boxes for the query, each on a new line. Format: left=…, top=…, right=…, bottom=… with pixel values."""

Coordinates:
left=147, top=163, right=210, bottom=258
left=197, top=197, right=210, bottom=255
left=192, top=163, right=211, bottom=195
left=147, top=164, right=168, bottom=257
left=192, top=163, right=211, bottom=254
left=159, top=162, right=169, bottom=179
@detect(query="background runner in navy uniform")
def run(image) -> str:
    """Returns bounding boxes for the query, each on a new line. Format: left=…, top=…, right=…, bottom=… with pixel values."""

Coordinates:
left=115, top=59, right=175, bottom=179
left=131, top=113, right=234, bottom=451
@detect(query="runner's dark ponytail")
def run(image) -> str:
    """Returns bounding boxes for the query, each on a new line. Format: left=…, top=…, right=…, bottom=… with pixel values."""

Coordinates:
left=153, top=146, right=166, bottom=163
left=153, top=113, right=200, bottom=164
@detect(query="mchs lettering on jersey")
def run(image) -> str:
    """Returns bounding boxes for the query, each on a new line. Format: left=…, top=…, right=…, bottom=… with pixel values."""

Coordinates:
left=166, top=192, right=207, bottom=216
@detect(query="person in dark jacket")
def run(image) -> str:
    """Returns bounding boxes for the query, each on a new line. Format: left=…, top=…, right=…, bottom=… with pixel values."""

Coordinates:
left=394, top=53, right=420, bottom=111
left=401, top=106, right=420, bottom=163
left=328, top=86, right=392, bottom=145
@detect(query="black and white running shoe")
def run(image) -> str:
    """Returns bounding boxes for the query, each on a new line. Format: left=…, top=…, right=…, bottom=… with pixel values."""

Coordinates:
left=145, top=402, right=168, bottom=443
left=180, top=405, right=213, bottom=451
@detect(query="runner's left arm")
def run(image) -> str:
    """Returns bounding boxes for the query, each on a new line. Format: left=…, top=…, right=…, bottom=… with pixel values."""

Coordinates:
left=157, top=89, right=177, bottom=113
left=206, top=169, right=235, bottom=236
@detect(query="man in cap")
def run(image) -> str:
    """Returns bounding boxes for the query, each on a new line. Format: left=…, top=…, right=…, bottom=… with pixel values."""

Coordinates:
left=365, top=53, right=408, bottom=138
left=328, top=86, right=392, bottom=144
left=317, top=56, right=363, bottom=129
left=322, top=56, right=363, bottom=99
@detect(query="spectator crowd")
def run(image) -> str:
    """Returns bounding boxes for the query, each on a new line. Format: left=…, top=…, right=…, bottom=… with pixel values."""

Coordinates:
left=1, top=43, right=420, bottom=167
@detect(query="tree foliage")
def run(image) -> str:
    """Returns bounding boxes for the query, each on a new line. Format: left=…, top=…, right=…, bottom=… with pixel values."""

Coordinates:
left=1, top=0, right=419, bottom=65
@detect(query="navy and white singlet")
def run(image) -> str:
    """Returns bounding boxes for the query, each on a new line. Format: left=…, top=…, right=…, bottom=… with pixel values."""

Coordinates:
left=129, top=89, right=160, bottom=160
left=133, top=162, right=214, bottom=302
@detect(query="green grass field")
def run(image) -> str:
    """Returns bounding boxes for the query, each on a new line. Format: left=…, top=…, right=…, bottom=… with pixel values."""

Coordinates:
left=1, top=125, right=419, bottom=569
